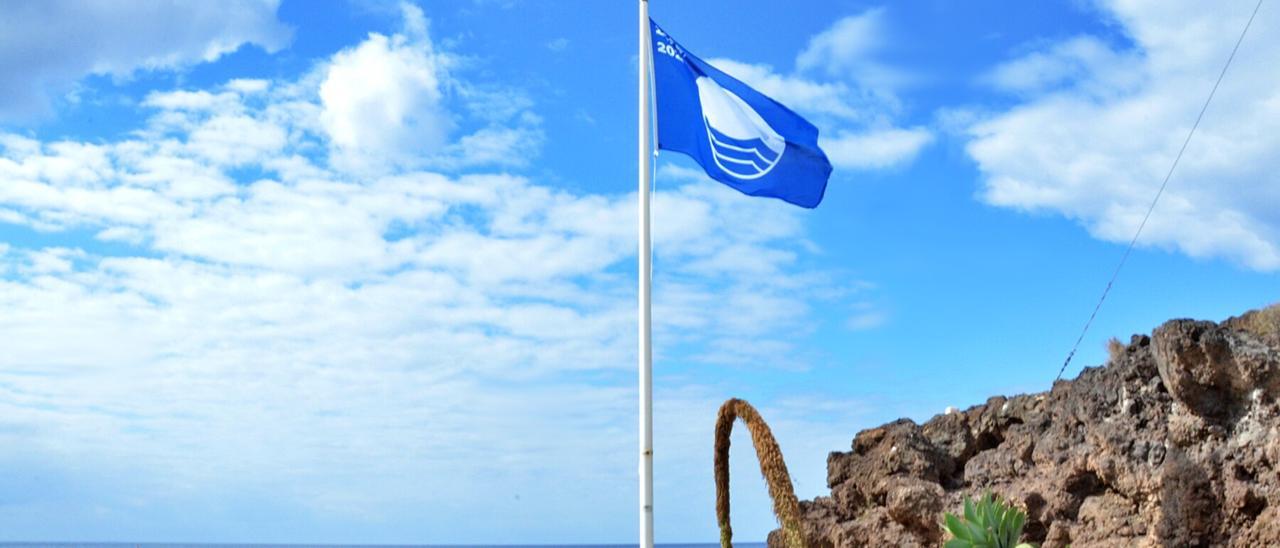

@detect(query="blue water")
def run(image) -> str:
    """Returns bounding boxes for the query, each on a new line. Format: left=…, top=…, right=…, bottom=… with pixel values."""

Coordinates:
left=0, top=545, right=767, bottom=548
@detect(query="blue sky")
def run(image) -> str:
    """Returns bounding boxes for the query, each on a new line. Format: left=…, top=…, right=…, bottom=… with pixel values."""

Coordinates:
left=0, top=0, right=1277, bottom=544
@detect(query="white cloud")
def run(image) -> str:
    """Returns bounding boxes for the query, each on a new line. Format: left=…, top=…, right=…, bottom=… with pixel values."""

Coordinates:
left=968, top=0, right=1280, bottom=270
left=0, top=134, right=863, bottom=538
left=985, top=36, right=1142, bottom=97
left=0, top=0, right=291, bottom=121
left=188, top=114, right=289, bottom=166
left=821, top=126, right=933, bottom=170
left=795, top=8, right=912, bottom=91
left=227, top=78, right=271, bottom=94
left=22, top=247, right=80, bottom=274
left=317, top=3, right=543, bottom=175
left=442, top=124, right=544, bottom=169
left=142, top=89, right=239, bottom=112
left=319, top=5, right=452, bottom=173
left=797, top=10, right=883, bottom=71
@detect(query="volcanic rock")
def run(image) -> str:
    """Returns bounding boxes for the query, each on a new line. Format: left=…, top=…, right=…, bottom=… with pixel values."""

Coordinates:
left=770, top=305, right=1280, bottom=547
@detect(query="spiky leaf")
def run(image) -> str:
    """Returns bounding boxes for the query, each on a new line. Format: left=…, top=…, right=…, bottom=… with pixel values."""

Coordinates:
left=963, top=520, right=987, bottom=543
left=1007, top=511, right=1026, bottom=547
left=944, top=513, right=971, bottom=541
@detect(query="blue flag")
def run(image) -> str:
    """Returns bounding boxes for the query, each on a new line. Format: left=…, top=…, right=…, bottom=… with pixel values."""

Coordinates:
left=650, top=19, right=832, bottom=209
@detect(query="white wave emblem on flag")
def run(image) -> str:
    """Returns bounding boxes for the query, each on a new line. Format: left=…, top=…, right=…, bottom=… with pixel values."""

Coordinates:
left=695, top=76, right=786, bottom=180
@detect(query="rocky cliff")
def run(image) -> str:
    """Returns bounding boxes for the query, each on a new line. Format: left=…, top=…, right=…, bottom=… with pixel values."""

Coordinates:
left=770, top=305, right=1280, bottom=547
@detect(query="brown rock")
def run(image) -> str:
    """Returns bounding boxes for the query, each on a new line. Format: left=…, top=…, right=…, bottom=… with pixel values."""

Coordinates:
left=770, top=305, right=1280, bottom=547
left=1153, top=320, right=1243, bottom=420
left=884, top=477, right=943, bottom=538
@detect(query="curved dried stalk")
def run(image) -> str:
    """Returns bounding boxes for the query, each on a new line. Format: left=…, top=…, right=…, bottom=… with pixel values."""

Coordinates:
left=715, top=398, right=806, bottom=548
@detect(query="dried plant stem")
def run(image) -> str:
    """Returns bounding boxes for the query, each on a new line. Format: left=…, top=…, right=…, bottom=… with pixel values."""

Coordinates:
left=715, top=398, right=806, bottom=548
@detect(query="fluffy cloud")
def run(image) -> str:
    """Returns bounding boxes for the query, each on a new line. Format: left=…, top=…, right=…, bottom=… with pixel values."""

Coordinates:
left=984, top=36, right=1143, bottom=97
left=968, top=0, right=1280, bottom=270
left=795, top=8, right=911, bottom=92
left=0, top=0, right=291, bottom=121
left=797, top=10, right=884, bottom=73
left=320, top=4, right=452, bottom=172
left=821, top=127, right=933, bottom=170
left=317, top=4, right=543, bottom=174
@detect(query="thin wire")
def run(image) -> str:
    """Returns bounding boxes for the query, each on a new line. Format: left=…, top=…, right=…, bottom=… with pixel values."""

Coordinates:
left=1055, top=0, right=1264, bottom=383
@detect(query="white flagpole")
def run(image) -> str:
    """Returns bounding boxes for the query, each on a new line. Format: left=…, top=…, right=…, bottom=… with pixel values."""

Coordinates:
left=637, top=0, right=654, bottom=547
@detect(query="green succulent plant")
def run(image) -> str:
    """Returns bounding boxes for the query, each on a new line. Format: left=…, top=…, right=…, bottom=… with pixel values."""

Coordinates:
left=943, top=492, right=1037, bottom=548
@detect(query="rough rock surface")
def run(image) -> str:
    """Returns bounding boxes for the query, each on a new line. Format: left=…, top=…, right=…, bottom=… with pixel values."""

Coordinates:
left=770, top=306, right=1280, bottom=547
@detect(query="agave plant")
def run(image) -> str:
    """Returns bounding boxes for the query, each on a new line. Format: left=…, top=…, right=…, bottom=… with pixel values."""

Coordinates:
left=943, top=492, right=1037, bottom=548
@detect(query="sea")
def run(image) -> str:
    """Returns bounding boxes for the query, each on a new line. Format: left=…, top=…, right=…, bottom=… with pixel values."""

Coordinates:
left=0, top=545, right=768, bottom=548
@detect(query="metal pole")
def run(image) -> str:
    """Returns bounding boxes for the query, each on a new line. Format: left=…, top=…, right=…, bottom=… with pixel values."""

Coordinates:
left=637, top=0, right=654, bottom=546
